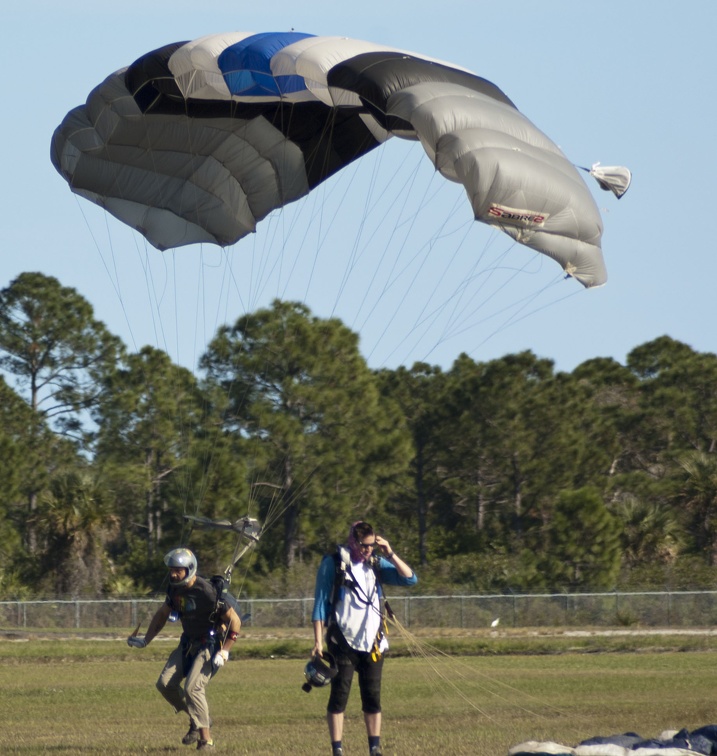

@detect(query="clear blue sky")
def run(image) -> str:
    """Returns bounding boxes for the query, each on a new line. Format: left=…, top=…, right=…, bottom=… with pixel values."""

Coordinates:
left=4, top=1, right=714, bottom=374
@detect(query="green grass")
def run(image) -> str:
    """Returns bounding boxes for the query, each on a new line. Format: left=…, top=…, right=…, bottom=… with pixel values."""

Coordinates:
left=3, top=630, right=717, bottom=754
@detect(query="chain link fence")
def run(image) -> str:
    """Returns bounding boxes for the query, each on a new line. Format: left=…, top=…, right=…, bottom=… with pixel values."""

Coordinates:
left=2, top=590, right=717, bottom=630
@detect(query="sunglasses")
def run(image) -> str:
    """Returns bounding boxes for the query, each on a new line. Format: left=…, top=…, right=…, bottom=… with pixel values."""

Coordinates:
left=358, top=541, right=376, bottom=550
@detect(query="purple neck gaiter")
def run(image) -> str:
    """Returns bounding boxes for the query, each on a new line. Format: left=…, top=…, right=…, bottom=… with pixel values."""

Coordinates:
left=347, top=521, right=370, bottom=564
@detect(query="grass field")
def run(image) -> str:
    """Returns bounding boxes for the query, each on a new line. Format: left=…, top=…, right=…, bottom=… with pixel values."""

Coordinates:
left=3, top=629, right=717, bottom=755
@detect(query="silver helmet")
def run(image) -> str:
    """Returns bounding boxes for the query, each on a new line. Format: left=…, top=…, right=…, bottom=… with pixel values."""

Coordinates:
left=302, top=652, right=338, bottom=693
left=164, top=548, right=197, bottom=587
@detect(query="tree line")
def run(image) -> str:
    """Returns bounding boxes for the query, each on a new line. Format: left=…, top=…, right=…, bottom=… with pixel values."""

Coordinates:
left=1, top=271, right=716, bottom=600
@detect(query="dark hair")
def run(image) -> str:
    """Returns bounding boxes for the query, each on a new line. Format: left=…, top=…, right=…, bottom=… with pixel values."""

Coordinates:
left=352, top=522, right=374, bottom=541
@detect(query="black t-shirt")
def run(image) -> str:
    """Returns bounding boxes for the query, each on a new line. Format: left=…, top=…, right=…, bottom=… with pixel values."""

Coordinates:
left=166, top=576, right=218, bottom=640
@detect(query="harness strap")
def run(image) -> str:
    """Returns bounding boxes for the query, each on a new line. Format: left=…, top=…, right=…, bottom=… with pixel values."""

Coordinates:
left=329, top=547, right=387, bottom=657
left=179, top=633, right=220, bottom=677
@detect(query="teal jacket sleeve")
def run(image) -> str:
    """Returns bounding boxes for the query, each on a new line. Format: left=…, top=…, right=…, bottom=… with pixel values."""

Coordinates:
left=377, top=557, right=418, bottom=587
left=311, top=555, right=335, bottom=623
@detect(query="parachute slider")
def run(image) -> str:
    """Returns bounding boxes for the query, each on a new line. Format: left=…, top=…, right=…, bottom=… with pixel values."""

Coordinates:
left=583, top=162, right=632, bottom=198
left=183, top=514, right=262, bottom=579
left=183, top=514, right=261, bottom=541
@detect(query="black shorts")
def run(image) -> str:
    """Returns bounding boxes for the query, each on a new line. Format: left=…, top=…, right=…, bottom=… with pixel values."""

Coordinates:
left=326, top=636, right=384, bottom=714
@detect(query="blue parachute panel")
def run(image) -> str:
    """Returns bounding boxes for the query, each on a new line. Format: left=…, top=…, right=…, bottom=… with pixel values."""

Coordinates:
left=219, top=32, right=315, bottom=96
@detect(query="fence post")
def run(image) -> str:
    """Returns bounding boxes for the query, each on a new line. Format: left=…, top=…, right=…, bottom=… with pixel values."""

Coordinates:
left=615, top=590, right=619, bottom=622
left=667, top=592, right=671, bottom=626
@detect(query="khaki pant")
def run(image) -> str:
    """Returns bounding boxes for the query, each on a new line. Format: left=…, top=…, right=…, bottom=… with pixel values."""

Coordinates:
left=156, top=642, right=215, bottom=729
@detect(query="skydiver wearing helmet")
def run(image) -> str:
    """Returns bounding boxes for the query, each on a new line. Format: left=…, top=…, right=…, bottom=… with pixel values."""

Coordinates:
left=127, top=548, right=241, bottom=751
left=311, top=521, right=417, bottom=756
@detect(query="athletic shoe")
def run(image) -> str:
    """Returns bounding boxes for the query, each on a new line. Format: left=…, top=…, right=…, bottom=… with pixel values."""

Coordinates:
left=332, top=749, right=344, bottom=756
left=197, top=740, right=215, bottom=751
left=370, top=746, right=383, bottom=756
left=182, top=723, right=199, bottom=745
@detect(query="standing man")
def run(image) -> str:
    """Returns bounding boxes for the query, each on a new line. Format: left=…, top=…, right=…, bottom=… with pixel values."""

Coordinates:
left=127, top=548, right=241, bottom=751
left=312, top=521, right=418, bottom=756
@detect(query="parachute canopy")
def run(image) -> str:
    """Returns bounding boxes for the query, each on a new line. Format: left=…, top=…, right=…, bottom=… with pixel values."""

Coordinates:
left=510, top=723, right=717, bottom=755
left=51, top=31, right=625, bottom=288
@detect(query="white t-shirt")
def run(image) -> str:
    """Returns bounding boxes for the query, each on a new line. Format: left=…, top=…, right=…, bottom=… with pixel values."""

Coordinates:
left=334, top=549, right=382, bottom=652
